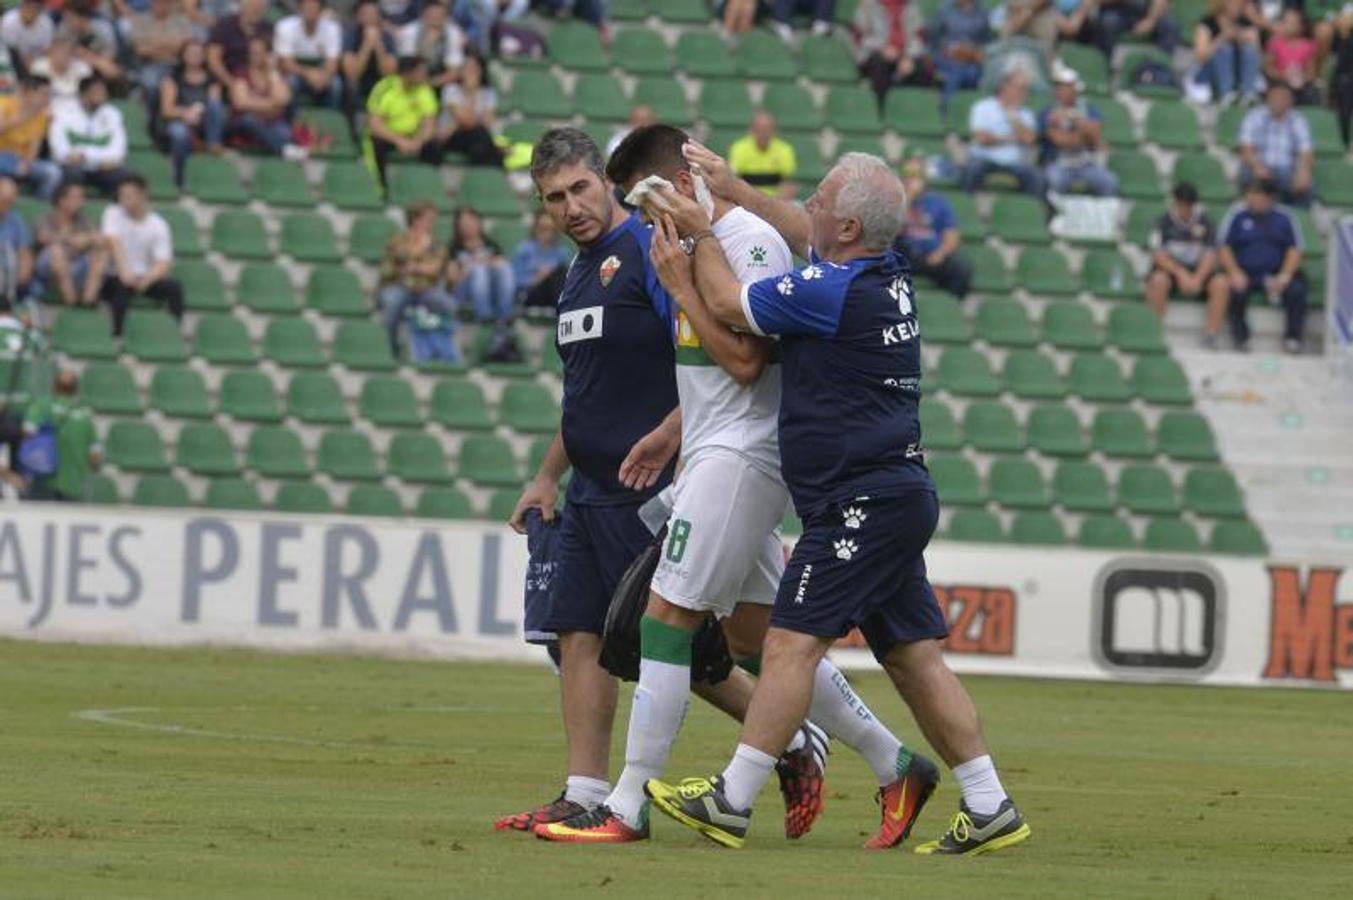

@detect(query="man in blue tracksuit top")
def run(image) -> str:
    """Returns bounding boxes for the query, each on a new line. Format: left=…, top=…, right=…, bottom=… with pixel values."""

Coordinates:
left=640, top=145, right=1031, bottom=855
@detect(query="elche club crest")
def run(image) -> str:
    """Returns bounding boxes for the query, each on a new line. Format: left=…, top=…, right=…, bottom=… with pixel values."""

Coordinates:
left=599, top=254, right=621, bottom=287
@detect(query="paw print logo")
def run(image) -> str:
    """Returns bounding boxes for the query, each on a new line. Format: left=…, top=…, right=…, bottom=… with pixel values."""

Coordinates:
left=888, top=276, right=913, bottom=316
left=749, top=245, right=768, bottom=265
left=842, top=506, right=866, bottom=530
left=800, top=265, right=823, bottom=280
left=776, top=275, right=795, bottom=296
left=833, top=538, right=858, bottom=561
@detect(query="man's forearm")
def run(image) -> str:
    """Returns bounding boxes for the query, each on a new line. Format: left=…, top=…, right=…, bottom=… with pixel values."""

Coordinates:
left=1278, top=248, right=1302, bottom=280
left=670, top=280, right=767, bottom=385
left=938, top=229, right=960, bottom=258
left=534, top=430, right=570, bottom=484
left=692, top=239, right=753, bottom=328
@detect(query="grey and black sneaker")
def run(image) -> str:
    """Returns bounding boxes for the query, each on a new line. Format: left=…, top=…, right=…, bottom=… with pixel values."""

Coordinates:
left=914, top=798, right=1030, bottom=856
left=776, top=722, right=830, bottom=839
left=644, top=775, right=751, bottom=849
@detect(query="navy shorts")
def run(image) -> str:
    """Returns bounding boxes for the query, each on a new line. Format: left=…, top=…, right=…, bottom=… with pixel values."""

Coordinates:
left=771, top=491, right=948, bottom=662
left=541, top=501, right=655, bottom=635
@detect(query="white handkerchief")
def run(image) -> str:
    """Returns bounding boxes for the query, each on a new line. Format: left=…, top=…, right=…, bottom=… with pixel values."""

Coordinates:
left=624, top=175, right=676, bottom=212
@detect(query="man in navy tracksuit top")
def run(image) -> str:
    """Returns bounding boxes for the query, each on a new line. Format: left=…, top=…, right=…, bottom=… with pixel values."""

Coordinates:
left=640, top=146, right=1030, bottom=856
left=496, top=128, right=683, bottom=833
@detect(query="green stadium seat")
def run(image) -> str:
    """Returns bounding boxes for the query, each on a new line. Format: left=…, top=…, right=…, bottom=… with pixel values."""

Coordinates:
left=185, top=156, right=248, bottom=204
left=159, top=207, right=202, bottom=258
left=176, top=260, right=228, bottom=311
left=387, top=432, right=452, bottom=484
left=1077, top=514, right=1136, bottom=549
left=81, top=362, right=143, bottom=415
left=458, top=168, right=522, bottom=218
left=633, top=78, right=689, bottom=123
left=1120, top=48, right=1178, bottom=97
left=305, top=265, right=367, bottom=318
left=211, top=209, right=270, bottom=259
left=287, top=372, right=350, bottom=425
left=1117, top=464, right=1179, bottom=515
left=883, top=88, right=945, bottom=137
left=499, top=382, right=558, bottom=433
left=387, top=163, right=448, bottom=211
left=1068, top=354, right=1131, bottom=403
left=274, top=481, right=333, bottom=514
left=204, top=478, right=263, bottom=511
left=1183, top=467, right=1245, bottom=518
left=348, top=214, right=399, bottom=264
left=415, top=486, right=476, bottom=519
left=458, top=434, right=520, bottom=486
left=947, top=89, right=979, bottom=136
left=1059, top=42, right=1111, bottom=95
left=1042, top=303, right=1103, bottom=350
left=360, top=375, right=422, bottom=427
left=1108, top=304, right=1167, bottom=354
left=920, top=400, right=962, bottom=450
left=322, top=160, right=383, bottom=210
left=333, top=320, right=397, bottom=372
left=698, top=80, right=754, bottom=128
left=303, top=108, right=356, bottom=159
left=967, top=244, right=1012, bottom=293
left=1302, top=107, right=1343, bottom=158
left=317, top=429, right=381, bottom=481
left=430, top=378, right=493, bottom=430
left=938, top=347, right=1001, bottom=397
left=130, top=150, right=177, bottom=201
left=124, top=311, right=187, bottom=363
left=220, top=370, right=283, bottom=423
left=486, top=489, right=522, bottom=522
left=1142, top=518, right=1202, bottom=553
left=1081, top=248, right=1136, bottom=299
left=1015, top=249, right=1078, bottom=296
left=176, top=422, right=239, bottom=476
left=347, top=484, right=404, bottom=518
left=975, top=300, right=1038, bottom=347
left=803, top=34, right=858, bottom=82
left=1009, top=511, right=1067, bottom=546
left=948, top=509, right=1005, bottom=543
left=254, top=158, right=312, bottom=207
left=610, top=0, right=648, bottom=19
left=1313, top=159, right=1353, bottom=208
left=1108, top=150, right=1162, bottom=200
left=677, top=30, right=737, bottom=78
left=1144, top=101, right=1203, bottom=150
left=1291, top=207, right=1323, bottom=258
left=1171, top=155, right=1231, bottom=203
left=658, top=0, right=710, bottom=21
left=928, top=455, right=984, bottom=506
left=246, top=426, right=310, bottom=479
left=1095, top=97, right=1134, bottom=143
left=1131, top=356, right=1192, bottom=405
left=1126, top=200, right=1167, bottom=246
left=824, top=85, right=880, bottom=134
left=280, top=213, right=341, bottom=263
left=505, top=70, right=569, bottom=119
left=195, top=314, right=256, bottom=366
left=918, top=293, right=970, bottom=345
left=764, top=83, right=821, bottom=132
left=785, top=134, right=828, bottom=184
left=132, top=474, right=191, bottom=508
left=574, top=73, right=630, bottom=122
left=236, top=263, right=299, bottom=315
left=263, top=318, right=326, bottom=369
left=473, top=326, right=534, bottom=377
left=550, top=20, right=608, bottom=70
left=1028, top=404, right=1087, bottom=457
left=149, top=366, right=211, bottom=419
left=1005, top=350, right=1066, bottom=400
left=991, top=196, right=1050, bottom=245
left=1157, top=411, right=1219, bottom=462
left=737, top=29, right=798, bottom=80
left=1053, top=461, right=1114, bottom=512
left=963, top=401, right=1023, bottom=453
left=989, top=458, right=1051, bottom=509
left=1091, top=408, right=1153, bottom=458
left=54, top=308, right=117, bottom=359
left=1209, top=520, right=1267, bottom=555
left=611, top=27, right=670, bottom=75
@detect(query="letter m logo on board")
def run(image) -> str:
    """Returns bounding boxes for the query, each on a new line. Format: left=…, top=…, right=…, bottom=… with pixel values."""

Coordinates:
left=1262, top=566, right=1352, bottom=682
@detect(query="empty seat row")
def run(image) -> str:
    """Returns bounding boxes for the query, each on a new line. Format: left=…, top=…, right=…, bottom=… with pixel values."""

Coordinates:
left=926, top=348, right=1184, bottom=403
left=945, top=509, right=1267, bottom=555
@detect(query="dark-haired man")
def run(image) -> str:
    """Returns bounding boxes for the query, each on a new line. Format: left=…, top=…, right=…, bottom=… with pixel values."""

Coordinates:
left=48, top=74, right=130, bottom=197
left=100, top=174, right=181, bottom=337
left=1145, top=182, right=1216, bottom=317
left=365, top=56, right=442, bottom=191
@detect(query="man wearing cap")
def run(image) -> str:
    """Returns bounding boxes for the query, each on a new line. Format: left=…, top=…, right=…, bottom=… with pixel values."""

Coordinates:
left=1039, top=63, right=1117, bottom=197
left=893, top=158, right=972, bottom=300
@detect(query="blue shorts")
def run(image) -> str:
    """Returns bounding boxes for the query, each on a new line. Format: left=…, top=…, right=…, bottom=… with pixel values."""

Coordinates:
left=541, top=501, right=654, bottom=635
left=771, top=491, right=948, bottom=661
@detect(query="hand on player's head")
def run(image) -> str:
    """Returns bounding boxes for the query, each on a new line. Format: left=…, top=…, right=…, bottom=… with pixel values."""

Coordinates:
left=681, top=141, right=736, bottom=200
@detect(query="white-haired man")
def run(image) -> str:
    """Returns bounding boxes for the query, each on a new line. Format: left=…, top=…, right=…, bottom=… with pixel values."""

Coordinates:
left=641, top=147, right=1030, bottom=856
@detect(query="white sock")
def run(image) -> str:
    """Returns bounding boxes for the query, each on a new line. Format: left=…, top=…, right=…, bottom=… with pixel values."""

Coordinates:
left=720, top=743, right=776, bottom=811
left=953, top=754, right=1008, bottom=816
left=809, top=659, right=906, bottom=785
left=565, top=775, right=611, bottom=810
left=606, top=657, right=691, bottom=829
left=785, top=728, right=807, bottom=753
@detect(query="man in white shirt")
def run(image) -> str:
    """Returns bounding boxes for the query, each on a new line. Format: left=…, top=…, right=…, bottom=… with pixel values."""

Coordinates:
left=275, top=0, right=343, bottom=110
left=48, top=74, right=130, bottom=197
left=960, top=67, right=1045, bottom=197
left=99, top=174, right=181, bottom=337
left=0, top=0, right=53, bottom=69
left=396, top=0, right=465, bottom=90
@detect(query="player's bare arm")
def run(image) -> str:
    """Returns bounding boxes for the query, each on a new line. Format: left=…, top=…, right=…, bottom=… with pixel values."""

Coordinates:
left=682, top=140, right=811, bottom=258
left=618, top=407, right=681, bottom=491
left=509, top=429, right=569, bottom=532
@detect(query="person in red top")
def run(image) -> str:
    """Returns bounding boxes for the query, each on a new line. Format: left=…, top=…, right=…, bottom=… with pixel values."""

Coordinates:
left=1265, top=7, right=1320, bottom=105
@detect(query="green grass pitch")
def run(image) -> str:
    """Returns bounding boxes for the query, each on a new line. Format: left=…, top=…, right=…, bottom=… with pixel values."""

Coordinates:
left=3, top=638, right=1352, bottom=898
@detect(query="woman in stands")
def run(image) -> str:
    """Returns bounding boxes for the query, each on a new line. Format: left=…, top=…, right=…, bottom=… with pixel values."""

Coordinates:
left=1193, top=0, right=1264, bottom=105
left=437, top=53, right=503, bottom=167
left=227, top=36, right=307, bottom=161
left=160, top=40, right=227, bottom=187
left=447, top=206, right=515, bottom=326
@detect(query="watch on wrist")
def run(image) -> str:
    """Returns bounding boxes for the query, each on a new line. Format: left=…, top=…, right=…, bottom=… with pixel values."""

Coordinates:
left=679, top=230, right=715, bottom=255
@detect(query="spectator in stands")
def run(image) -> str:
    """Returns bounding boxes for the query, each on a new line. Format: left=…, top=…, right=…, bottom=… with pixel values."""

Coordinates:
left=439, top=53, right=502, bottom=166
left=366, top=56, right=443, bottom=191
left=1055, top=0, right=1097, bottom=42
left=1, top=0, right=54, bottom=69
left=929, top=0, right=994, bottom=109
left=161, top=40, right=226, bottom=186
left=228, top=36, right=308, bottom=161
left=728, top=110, right=797, bottom=199
left=1264, top=7, right=1319, bottom=105
left=1039, top=63, right=1117, bottom=196
left=378, top=199, right=455, bottom=354
left=54, top=0, right=122, bottom=84
left=100, top=173, right=182, bottom=338
left=961, top=67, right=1045, bottom=196
left=31, top=36, right=93, bottom=120
left=49, top=75, right=132, bottom=197
left=130, top=0, right=194, bottom=108
left=275, top=0, right=344, bottom=111
left=530, top=0, right=609, bottom=32
left=448, top=206, right=516, bottom=324
left=1001, top=0, right=1059, bottom=57
left=769, top=0, right=838, bottom=42
left=21, top=368, right=99, bottom=502
left=1192, top=0, right=1263, bottom=105
left=894, top=157, right=973, bottom=299
left=342, top=0, right=397, bottom=112
left=1205, top=177, right=1306, bottom=353
left=207, top=0, right=272, bottom=85
left=1144, top=182, right=1216, bottom=318
left=1237, top=82, right=1314, bottom=206
left=512, top=208, right=571, bottom=309
left=0, top=177, right=34, bottom=302
left=398, top=0, right=466, bottom=91
left=1331, top=7, right=1353, bottom=147
left=854, top=0, right=932, bottom=109
left=0, top=76, right=62, bottom=201
left=379, top=0, right=423, bottom=27
left=721, top=0, right=759, bottom=42
left=0, top=299, right=38, bottom=470
left=605, top=103, right=655, bottom=159
left=1095, top=0, right=1178, bottom=58
left=31, top=183, right=108, bottom=307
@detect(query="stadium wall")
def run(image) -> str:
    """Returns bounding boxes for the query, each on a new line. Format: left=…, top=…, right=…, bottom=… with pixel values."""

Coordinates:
left=1, top=505, right=1351, bottom=689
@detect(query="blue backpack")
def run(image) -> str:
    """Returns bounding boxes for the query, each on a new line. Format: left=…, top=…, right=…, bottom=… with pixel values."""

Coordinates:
left=18, top=424, right=58, bottom=478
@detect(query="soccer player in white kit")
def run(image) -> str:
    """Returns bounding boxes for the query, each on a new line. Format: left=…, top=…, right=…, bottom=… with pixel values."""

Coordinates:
left=537, top=126, right=927, bottom=848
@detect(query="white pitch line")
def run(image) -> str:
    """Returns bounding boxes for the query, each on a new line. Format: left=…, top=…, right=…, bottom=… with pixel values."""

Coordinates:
left=74, top=707, right=438, bottom=749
